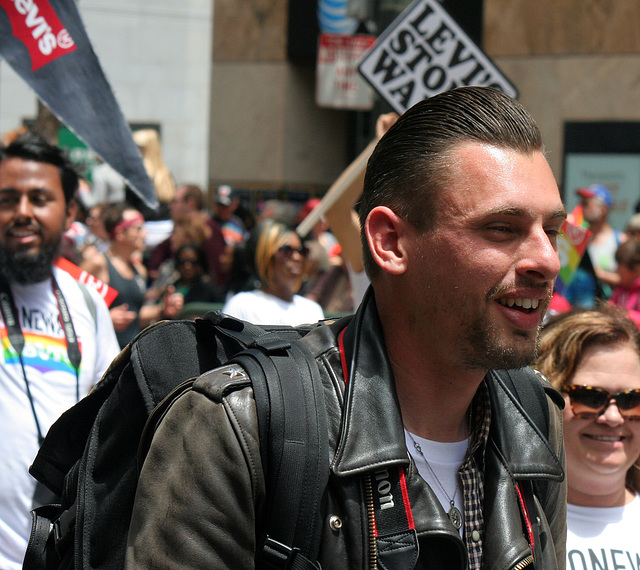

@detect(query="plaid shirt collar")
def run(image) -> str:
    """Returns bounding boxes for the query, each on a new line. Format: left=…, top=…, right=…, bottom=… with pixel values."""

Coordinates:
left=469, top=380, right=491, bottom=464
left=459, top=380, right=491, bottom=570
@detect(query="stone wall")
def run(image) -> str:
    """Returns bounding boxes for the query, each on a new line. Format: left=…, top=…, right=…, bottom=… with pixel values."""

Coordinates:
left=484, top=0, right=640, bottom=199
left=210, top=0, right=640, bottom=202
left=485, top=1, right=640, bottom=55
left=209, top=0, right=350, bottom=191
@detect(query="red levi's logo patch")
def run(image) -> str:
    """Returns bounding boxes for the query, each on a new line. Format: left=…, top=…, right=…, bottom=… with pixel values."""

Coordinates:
left=1, top=0, right=76, bottom=71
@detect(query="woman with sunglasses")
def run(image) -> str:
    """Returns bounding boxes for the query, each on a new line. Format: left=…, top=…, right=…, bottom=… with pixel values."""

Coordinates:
left=535, top=307, right=640, bottom=568
left=221, top=220, right=324, bottom=325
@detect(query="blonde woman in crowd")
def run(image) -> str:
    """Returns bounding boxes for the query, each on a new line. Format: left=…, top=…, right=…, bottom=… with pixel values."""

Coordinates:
left=222, top=220, right=323, bottom=325
left=133, top=129, right=175, bottom=207
left=535, top=307, right=640, bottom=569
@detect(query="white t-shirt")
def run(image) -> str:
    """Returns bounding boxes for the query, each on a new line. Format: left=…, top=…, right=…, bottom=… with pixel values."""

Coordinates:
left=0, top=268, right=120, bottom=570
left=346, top=263, right=370, bottom=309
left=566, top=494, right=640, bottom=570
left=588, top=229, right=622, bottom=273
left=222, top=289, right=324, bottom=326
left=404, top=430, right=468, bottom=536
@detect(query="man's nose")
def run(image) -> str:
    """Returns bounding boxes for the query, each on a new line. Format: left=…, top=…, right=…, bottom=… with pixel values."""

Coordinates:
left=16, top=195, right=33, bottom=220
left=518, top=228, right=561, bottom=282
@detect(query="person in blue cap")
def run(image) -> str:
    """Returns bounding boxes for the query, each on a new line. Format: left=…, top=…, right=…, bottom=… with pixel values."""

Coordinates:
left=578, top=183, right=613, bottom=209
left=566, top=184, right=627, bottom=307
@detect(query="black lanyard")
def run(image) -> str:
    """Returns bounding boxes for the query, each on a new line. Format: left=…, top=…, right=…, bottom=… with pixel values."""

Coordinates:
left=0, top=274, right=81, bottom=443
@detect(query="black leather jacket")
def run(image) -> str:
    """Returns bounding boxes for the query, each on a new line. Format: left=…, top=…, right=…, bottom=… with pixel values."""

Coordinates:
left=126, top=293, right=566, bottom=569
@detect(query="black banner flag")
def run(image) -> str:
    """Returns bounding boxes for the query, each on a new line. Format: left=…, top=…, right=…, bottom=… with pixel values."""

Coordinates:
left=0, top=0, right=158, bottom=208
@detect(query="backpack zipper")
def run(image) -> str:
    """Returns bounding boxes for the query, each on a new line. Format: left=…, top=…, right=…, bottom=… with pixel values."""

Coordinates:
left=364, top=475, right=378, bottom=568
left=513, top=554, right=534, bottom=569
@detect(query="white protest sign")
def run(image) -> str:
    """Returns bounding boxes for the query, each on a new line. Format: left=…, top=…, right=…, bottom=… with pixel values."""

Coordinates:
left=358, top=0, right=517, bottom=114
left=316, top=33, right=376, bottom=110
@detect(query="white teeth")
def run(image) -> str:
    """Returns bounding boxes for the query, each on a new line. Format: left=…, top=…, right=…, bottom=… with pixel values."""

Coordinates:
left=498, top=298, right=540, bottom=309
left=588, top=435, right=622, bottom=442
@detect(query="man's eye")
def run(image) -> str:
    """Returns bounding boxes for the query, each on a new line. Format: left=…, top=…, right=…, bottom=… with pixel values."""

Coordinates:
left=545, top=228, right=564, bottom=240
left=487, top=225, right=512, bottom=233
left=0, top=196, right=18, bottom=206
left=30, top=194, right=51, bottom=205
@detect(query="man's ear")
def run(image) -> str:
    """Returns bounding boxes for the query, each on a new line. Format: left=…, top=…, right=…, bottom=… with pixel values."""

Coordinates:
left=365, top=206, right=409, bottom=275
left=64, top=199, right=77, bottom=232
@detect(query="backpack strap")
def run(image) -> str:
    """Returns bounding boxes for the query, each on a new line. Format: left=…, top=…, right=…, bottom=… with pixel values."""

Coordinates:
left=203, top=310, right=279, bottom=347
left=147, top=314, right=328, bottom=569
left=232, top=333, right=328, bottom=570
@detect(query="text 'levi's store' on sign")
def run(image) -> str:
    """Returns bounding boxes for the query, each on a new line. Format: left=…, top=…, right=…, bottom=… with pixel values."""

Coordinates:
left=358, top=0, right=517, bottom=114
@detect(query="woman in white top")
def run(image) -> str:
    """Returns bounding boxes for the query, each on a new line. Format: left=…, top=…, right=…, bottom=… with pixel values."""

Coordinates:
left=222, top=220, right=323, bottom=326
left=535, top=307, right=640, bottom=570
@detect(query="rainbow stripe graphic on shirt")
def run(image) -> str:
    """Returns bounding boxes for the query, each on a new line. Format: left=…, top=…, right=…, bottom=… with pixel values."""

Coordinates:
left=1, top=327, right=80, bottom=375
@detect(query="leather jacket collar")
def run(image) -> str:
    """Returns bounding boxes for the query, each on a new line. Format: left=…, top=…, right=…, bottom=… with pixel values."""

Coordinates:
left=331, top=288, right=408, bottom=476
left=330, top=287, right=564, bottom=484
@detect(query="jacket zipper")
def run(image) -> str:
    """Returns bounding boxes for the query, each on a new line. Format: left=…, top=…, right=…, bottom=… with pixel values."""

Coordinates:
left=513, top=554, right=534, bottom=569
left=365, top=473, right=534, bottom=570
left=364, top=475, right=378, bottom=569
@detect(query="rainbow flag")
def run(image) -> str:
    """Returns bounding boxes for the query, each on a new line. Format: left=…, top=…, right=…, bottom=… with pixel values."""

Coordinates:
left=555, top=218, right=592, bottom=296
left=567, top=203, right=589, bottom=230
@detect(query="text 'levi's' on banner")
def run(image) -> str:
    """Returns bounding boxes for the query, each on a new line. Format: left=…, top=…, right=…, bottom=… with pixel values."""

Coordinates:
left=0, top=0, right=158, bottom=208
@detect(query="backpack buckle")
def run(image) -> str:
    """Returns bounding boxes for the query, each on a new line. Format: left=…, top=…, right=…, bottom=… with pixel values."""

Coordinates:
left=52, top=508, right=75, bottom=556
left=261, top=536, right=321, bottom=569
left=53, top=519, right=62, bottom=544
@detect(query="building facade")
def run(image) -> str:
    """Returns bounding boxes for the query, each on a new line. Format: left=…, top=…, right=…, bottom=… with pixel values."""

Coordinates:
left=1, top=0, right=640, bottom=218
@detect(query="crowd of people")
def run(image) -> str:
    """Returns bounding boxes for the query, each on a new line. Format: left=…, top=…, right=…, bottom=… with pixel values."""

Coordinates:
left=2, top=87, right=640, bottom=569
left=62, top=186, right=357, bottom=345
left=52, top=115, right=410, bottom=344
left=56, top=148, right=375, bottom=348
left=58, top=118, right=640, bottom=346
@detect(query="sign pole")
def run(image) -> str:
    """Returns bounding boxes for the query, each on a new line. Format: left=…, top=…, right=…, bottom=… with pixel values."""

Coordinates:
left=297, top=138, right=377, bottom=237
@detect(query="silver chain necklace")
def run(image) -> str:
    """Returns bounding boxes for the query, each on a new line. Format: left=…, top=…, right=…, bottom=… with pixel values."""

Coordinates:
left=406, top=430, right=464, bottom=530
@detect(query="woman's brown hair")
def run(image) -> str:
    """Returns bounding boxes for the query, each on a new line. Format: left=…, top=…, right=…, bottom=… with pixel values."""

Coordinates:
left=535, top=306, right=640, bottom=493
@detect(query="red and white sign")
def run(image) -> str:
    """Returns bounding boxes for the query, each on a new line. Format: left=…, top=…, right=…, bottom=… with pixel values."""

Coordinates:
left=0, top=0, right=76, bottom=71
left=358, top=0, right=517, bottom=114
left=55, top=257, right=118, bottom=307
left=316, top=33, right=376, bottom=111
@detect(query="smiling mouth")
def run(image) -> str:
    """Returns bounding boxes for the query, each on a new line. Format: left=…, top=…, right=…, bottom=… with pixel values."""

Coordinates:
left=496, top=298, right=541, bottom=311
left=8, top=223, right=41, bottom=236
left=584, top=434, right=624, bottom=442
left=7, top=230, right=41, bottom=248
left=10, top=229, right=38, bottom=237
